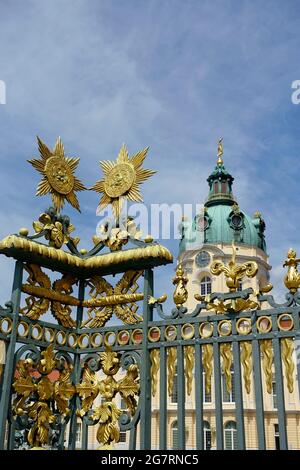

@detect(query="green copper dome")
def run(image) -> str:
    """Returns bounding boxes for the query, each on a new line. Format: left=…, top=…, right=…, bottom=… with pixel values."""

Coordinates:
left=179, top=150, right=267, bottom=254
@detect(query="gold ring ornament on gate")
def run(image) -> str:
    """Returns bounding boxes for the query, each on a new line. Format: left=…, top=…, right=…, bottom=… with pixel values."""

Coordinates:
left=236, top=318, right=252, bottom=335
left=67, top=332, right=78, bottom=348
left=104, top=332, right=116, bottom=347
left=17, top=320, right=29, bottom=338
left=181, top=323, right=195, bottom=340
left=78, top=333, right=90, bottom=349
left=0, top=317, right=13, bottom=335
left=31, top=323, right=43, bottom=341
left=256, top=316, right=272, bottom=333
left=199, top=322, right=214, bottom=338
left=165, top=325, right=177, bottom=341
left=44, top=327, right=55, bottom=343
left=90, top=332, right=102, bottom=348
left=148, top=327, right=161, bottom=343
left=56, top=330, right=67, bottom=346
left=218, top=320, right=232, bottom=336
left=131, top=329, right=143, bottom=344
left=277, top=313, right=294, bottom=331
left=117, top=330, right=130, bottom=346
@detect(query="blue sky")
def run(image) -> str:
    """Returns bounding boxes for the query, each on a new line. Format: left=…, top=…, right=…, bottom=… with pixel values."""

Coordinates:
left=0, top=0, right=300, bottom=305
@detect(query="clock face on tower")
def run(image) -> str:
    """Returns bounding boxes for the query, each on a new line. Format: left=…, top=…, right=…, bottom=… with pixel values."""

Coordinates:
left=195, top=251, right=211, bottom=268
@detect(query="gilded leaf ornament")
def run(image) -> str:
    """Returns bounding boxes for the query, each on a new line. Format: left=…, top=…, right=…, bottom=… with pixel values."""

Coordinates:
left=12, top=345, right=75, bottom=449
left=211, top=240, right=258, bottom=292
left=76, top=347, right=140, bottom=449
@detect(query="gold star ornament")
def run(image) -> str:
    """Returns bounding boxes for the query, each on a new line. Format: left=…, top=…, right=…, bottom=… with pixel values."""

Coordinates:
left=91, top=144, right=156, bottom=220
left=28, top=137, right=86, bottom=212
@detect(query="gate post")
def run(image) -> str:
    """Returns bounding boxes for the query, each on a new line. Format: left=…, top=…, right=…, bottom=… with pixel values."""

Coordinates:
left=68, top=278, right=85, bottom=450
left=140, top=268, right=153, bottom=450
left=0, top=260, right=23, bottom=449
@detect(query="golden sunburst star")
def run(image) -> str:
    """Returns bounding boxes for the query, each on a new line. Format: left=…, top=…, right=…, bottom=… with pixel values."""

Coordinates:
left=28, top=136, right=86, bottom=212
left=91, top=144, right=156, bottom=220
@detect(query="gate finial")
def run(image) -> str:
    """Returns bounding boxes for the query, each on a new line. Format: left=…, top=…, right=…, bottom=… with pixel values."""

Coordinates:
left=28, top=136, right=86, bottom=213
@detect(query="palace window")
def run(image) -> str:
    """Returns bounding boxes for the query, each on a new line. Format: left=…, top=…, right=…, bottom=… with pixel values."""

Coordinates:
left=76, top=422, right=82, bottom=445
left=272, top=379, right=277, bottom=409
left=222, top=366, right=235, bottom=403
left=237, top=280, right=243, bottom=292
left=274, top=424, right=280, bottom=450
left=119, top=432, right=127, bottom=443
left=224, top=421, right=237, bottom=450
left=172, top=420, right=178, bottom=450
left=203, top=371, right=212, bottom=403
left=203, top=421, right=212, bottom=450
left=171, top=367, right=178, bottom=403
left=200, top=276, right=212, bottom=296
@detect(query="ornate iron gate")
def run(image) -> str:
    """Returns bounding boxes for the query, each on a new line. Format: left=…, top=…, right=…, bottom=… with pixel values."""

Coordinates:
left=0, top=137, right=299, bottom=450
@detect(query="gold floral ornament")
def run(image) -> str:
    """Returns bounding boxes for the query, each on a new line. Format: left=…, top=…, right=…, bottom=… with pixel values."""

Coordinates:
left=91, top=144, right=156, bottom=220
left=28, top=136, right=86, bottom=212
left=33, top=211, right=79, bottom=249
left=76, top=347, right=140, bottom=450
left=211, top=240, right=258, bottom=292
left=283, top=248, right=300, bottom=293
left=173, top=264, right=188, bottom=307
left=12, top=345, right=75, bottom=449
left=93, top=217, right=143, bottom=252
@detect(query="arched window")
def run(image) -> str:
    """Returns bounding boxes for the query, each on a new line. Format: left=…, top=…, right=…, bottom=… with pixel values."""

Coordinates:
left=237, top=280, right=242, bottom=292
left=203, top=421, right=211, bottom=450
left=201, top=276, right=212, bottom=296
left=224, top=421, right=237, bottom=450
left=171, top=420, right=178, bottom=450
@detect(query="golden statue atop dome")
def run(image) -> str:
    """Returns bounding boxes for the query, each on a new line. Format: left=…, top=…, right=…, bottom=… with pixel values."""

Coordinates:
left=217, top=137, right=223, bottom=166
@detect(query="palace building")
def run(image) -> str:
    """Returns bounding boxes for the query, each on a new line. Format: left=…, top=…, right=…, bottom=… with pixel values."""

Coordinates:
left=80, top=143, right=300, bottom=450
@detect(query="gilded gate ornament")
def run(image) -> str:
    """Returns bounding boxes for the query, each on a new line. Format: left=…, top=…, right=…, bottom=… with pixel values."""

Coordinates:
left=173, top=265, right=188, bottom=307
left=28, top=136, right=86, bottom=212
left=76, top=347, right=140, bottom=450
left=12, top=345, right=75, bottom=449
left=82, top=270, right=143, bottom=328
left=150, top=349, right=160, bottom=397
left=33, top=209, right=80, bottom=249
left=240, top=342, right=252, bottom=394
left=91, top=144, right=156, bottom=221
left=220, top=343, right=233, bottom=393
left=281, top=338, right=294, bottom=393
left=202, top=344, right=213, bottom=395
left=184, top=346, right=195, bottom=396
left=167, top=347, right=177, bottom=396
left=283, top=248, right=300, bottom=293
left=20, top=264, right=51, bottom=320
left=260, top=340, right=273, bottom=393
left=211, top=240, right=258, bottom=292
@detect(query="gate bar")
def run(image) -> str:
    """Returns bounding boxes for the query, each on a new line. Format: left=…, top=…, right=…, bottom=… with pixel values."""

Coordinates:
left=0, top=260, right=23, bottom=449
left=252, top=338, right=266, bottom=449
left=232, top=341, right=246, bottom=449
left=159, top=339, right=167, bottom=449
left=273, top=337, right=288, bottom=449
left=140, top=268, right=153, bottom=450
left=213, top=340, right=224, bottom=449
left=194, top=342, right=204, bottom=450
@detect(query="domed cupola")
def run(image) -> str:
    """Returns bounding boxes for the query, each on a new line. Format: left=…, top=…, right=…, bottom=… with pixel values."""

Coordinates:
left=206, top=138, right=235, bottom=207
left=179, top=139, right=267, bottom=254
